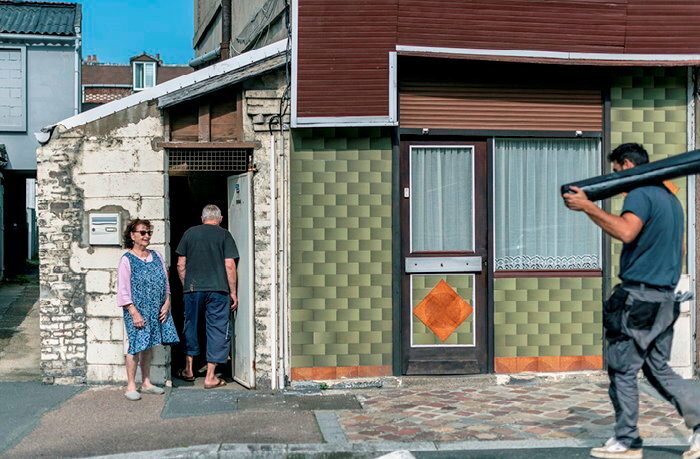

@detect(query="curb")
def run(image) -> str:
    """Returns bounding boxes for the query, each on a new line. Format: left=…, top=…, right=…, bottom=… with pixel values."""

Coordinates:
left=89, top=437, right=691, bottom=458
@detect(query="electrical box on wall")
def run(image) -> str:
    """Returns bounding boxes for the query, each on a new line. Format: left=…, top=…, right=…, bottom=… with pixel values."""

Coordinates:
left=89, top=213, right=121, bottom=246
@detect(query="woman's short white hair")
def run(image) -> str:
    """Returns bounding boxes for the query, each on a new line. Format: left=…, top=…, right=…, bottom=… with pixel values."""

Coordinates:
left=202, top=204, right=222, bottom=221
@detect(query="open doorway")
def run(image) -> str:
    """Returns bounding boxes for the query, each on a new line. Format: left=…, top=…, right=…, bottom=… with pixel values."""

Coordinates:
left=168, top=172, right=232, bottom=380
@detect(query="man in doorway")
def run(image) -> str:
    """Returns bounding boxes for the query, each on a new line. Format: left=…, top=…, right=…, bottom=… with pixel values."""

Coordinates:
left=563, top=142, right=700, bottom=459
left=176, top=204, right=239, bottom=389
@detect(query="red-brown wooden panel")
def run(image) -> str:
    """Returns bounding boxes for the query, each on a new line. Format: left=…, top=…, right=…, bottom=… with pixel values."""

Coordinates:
left=397, top=0, right=627, bottom=53
left=169, top=100, right=199, bottom=142
left=210, top=91, right=242, bottom=141
left=296, top=0, right=398, bottom=118
left=296, top=0, right=700, bottom=121
left=625, top=0, right=700, bottom=53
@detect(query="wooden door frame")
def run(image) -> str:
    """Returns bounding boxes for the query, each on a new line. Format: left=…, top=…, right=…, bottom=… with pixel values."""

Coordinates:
left=398, top=138, right=492, bottom=375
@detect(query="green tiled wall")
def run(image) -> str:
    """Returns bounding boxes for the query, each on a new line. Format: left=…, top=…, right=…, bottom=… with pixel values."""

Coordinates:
left=494, top=277, right=603, bottom=358
left=290, top=127, right=393, bottom=368
left=411, top=275, right=474, bottom=346
left=610, top=67, right=688, bottom=279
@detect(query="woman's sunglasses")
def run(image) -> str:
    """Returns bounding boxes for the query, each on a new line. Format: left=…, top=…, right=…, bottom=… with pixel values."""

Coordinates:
left=133, top=230, right=153, bottom=236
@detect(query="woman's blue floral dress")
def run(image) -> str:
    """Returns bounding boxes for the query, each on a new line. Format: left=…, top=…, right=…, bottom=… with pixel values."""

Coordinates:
left=123, top=251, right=180, bottom=354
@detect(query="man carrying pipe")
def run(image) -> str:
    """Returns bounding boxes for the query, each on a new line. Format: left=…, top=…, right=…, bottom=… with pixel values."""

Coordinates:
left=562, top=142, right=700, bottom=459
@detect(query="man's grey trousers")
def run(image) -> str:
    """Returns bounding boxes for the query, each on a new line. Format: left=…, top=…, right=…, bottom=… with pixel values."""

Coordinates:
left=606, top=287, right=700, bottom=448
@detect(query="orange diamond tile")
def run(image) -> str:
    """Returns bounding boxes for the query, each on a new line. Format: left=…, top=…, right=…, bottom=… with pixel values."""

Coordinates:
left=413, top=279, right=473, bottom=342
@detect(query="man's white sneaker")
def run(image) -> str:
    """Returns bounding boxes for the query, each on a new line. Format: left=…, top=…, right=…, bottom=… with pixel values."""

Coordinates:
left=590, top=439, right=643, bottom=459
left=683, top=432, right=700, bottom=459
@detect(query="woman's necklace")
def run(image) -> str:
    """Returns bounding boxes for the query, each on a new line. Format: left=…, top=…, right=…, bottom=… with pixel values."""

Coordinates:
left=131, top=249, right=149, bottom=261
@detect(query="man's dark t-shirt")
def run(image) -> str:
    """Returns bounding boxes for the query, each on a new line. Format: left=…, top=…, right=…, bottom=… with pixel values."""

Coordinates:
left=620, top=184, right=683, bottom=289
left=176, top=224, right=239, bottom=293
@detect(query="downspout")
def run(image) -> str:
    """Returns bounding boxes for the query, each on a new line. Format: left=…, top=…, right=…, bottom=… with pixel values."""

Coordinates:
left=270, top=132, right=278, bottom=389
left=74, top=6, right=82, bottom=115
left=280, top=122, right=289, bottom=388
left=689, top=66, right=698, bottom=376
left=221, top=0, right=232, bottom=60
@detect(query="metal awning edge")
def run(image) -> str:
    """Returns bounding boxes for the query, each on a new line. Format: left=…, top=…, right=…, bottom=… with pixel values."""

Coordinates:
left=396, top=45, right=700, bottom=67
left=158, top=53, right=286, bottom=109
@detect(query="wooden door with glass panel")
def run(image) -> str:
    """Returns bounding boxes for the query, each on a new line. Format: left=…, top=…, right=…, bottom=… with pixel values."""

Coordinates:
left=400, top=141, right=489, bottom=375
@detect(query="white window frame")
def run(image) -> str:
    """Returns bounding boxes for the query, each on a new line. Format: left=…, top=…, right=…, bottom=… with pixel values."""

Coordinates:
left=0, top=45, right=27, bottom=132
left=132, top=61, right=156, bottom=91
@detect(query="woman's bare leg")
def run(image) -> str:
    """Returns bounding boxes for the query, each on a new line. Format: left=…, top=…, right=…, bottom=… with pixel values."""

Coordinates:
left=125, top=353, right=139, bottom=393
left=139, top=347, right=154, bottom=389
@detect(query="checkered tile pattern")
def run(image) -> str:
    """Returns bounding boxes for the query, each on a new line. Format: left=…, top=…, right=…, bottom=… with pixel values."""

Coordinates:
left=411, top=274, right=474, bottom=345
left=290, top=127, right=393, bottom=368
left=494, top=277, right=603, bottom=358
left=83, top=86, right=132, bottom=104
left=610, top=67, right=689, bottom=279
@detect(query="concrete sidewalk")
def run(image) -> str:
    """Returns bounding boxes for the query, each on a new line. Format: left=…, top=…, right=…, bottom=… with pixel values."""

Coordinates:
left=0, top=278, right=694, bottom=457
left=1, top=375, right=696, bottom=458
left=0, top=281, right=40, bottom=381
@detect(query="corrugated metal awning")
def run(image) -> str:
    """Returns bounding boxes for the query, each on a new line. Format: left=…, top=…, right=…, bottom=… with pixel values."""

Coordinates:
left=0, top=2, right=78, bottom=36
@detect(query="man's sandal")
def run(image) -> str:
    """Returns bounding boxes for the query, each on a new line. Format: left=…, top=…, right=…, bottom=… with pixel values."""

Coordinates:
left=176, top=369, right=196, bottom=382
left=204, top=379, right=227, bottom=389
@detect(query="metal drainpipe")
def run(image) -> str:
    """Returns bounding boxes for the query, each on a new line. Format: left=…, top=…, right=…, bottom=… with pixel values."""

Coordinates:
left=74, top=27, right=82, bottom=115
left=280, top=125, right=289, bottom=388
left=270, top=133, right=278, bottom=389
left=221, top=0, right=232, bottom=60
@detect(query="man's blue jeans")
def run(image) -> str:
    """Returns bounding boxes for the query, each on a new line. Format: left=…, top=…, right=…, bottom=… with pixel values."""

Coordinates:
left=183, top=291, right=230, bottom=364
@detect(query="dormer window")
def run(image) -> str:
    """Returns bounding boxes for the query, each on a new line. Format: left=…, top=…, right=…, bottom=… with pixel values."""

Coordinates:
left=133, top=61, right=156, bottom=90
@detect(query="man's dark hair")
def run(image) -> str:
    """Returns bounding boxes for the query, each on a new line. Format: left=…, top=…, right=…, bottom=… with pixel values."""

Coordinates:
left=608, top=143, right=649, bottom=166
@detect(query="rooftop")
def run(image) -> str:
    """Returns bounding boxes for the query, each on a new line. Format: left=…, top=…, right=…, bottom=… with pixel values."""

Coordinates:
left=0, top=0, right=80, bottom=36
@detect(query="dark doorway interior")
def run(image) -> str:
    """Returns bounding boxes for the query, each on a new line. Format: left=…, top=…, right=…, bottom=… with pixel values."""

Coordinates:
left=3, top=171, right=34, bottom=279
left=168, top=172, right=231, bottom=378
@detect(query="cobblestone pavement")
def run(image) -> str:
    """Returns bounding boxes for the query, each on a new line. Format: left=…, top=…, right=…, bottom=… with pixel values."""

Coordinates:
left=336, top=382, right=687, bottom=443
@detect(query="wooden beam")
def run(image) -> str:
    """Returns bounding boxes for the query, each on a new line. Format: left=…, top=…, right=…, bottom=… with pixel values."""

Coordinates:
left=198, top=103, right=211, bottom=142
left=158, top=141, right=261, bottom=149
left=162, top=109, right=171, bottom=142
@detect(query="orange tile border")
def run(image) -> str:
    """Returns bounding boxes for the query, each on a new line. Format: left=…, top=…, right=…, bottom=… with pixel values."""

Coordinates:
left=358, top=365, right=392, bottom=377
left=292, top=359, right=602, bottom=379
left=494, top=357, right=517, bottom=373
left=537, top=356, right=561, bottom=372
left=494, top=355, right=603, bottom=374
left=291, top=365, right=392, bottom=381
left=515, top=357, right=539, bottom=373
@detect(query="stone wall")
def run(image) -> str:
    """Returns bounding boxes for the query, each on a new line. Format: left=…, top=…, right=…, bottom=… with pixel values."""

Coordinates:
left=37, top=69, right=289, bottom=387
left=243, top=70, right=289, bottom=388
left=37, top=101, right=168, bottom=384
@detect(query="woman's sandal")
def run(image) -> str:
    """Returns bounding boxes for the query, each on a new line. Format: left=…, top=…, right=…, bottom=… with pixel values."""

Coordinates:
left=176, top=369, right=196, bottom=382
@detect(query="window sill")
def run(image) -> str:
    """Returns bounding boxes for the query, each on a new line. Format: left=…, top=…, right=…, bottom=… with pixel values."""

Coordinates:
left=494, top=270, right=602, bottom=278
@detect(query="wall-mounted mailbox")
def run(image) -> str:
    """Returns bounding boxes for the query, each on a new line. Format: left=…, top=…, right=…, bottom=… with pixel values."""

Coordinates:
left=89, top=213, right=121, bottom=246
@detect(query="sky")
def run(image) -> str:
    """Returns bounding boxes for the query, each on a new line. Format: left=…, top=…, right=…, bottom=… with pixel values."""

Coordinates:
left=75, top=0, right=194, bottom=65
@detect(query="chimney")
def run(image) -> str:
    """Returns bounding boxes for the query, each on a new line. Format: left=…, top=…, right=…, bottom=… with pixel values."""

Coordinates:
left=156, top=53, right=160, bottom=63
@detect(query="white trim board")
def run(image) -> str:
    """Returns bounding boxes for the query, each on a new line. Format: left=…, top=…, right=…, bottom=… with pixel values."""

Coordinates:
left=294, top=116, right=398, bottom=128
left=396, top=45, right=700, bottom=63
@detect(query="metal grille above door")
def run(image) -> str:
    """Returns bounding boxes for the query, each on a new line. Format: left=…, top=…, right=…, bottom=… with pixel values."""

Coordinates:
left=167, top=149, right=251, bottom=172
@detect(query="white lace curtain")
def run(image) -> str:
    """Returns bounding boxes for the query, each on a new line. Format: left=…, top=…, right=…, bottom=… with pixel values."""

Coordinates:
left=494, top=138, right=602, bottom=271
left=411, top=146, right=473, bottom=252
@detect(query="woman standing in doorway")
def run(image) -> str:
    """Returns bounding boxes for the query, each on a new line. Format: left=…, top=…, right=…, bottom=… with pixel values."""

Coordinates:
left=117, top=218, right=179, bottom=401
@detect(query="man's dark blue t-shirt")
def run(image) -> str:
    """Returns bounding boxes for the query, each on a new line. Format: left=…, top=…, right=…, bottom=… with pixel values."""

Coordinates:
left=176, top=224, right=239, bottom=293
left=619, top=184, right=683, bottom=289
